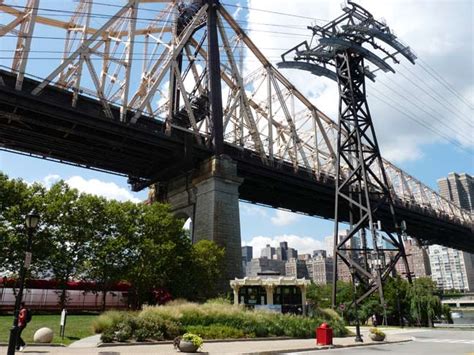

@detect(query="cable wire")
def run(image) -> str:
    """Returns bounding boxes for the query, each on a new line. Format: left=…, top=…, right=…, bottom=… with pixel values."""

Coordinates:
left=398, top=63, right=473, bottom=127
left=369, top=89, right=472, bottom=155
left=369, top=81, right=473, bottom=143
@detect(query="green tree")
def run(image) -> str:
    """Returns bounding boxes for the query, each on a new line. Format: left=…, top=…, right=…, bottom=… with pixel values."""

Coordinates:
left=306, top=281, right=353, bottom=321
left=407, top=277, right=442, bottom=327
left=188, top=240, right=225, bottom=301
left=383, top=276, right=411, bottom=325
left=81, top=199, right=131, bottom=310
left=37, top=181, right=99, bottom=308
left=124, top=202, right=192, bottom=309
left=0, top=172, right=46, bottom=278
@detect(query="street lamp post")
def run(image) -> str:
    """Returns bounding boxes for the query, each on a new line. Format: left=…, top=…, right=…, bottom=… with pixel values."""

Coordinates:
left=7, top=210, right=40, bottom=355
left=350, top=266, right=363, bottom=343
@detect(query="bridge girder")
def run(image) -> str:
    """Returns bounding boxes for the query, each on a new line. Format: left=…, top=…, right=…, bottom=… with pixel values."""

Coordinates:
left=0, top=0, right=471, bottom=249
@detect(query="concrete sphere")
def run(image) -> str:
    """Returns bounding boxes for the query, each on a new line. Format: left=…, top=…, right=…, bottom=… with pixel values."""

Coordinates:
left=33, top=327, right=54, bottom=343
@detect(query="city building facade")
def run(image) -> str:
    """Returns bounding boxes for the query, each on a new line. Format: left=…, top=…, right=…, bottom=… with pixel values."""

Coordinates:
left=241, top=246, right=253, bottom=272
left=428, top=245, right=474, bottom=291
left=261, top=244, right=276, bottom=259
left=285, top=258, right=308, bottom=279
left=430, top=172, right=474, bottom=291
left=395, top=239, right=431, bottom=279
left=437, top=172, right=473, bottom=213
left=307, top=256, right=334, bottom=285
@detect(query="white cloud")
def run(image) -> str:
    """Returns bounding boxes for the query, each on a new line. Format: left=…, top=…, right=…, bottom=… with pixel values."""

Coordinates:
left=245, top=0, right=473, bottom=163
left=43, top=174, right=61, bottom=188
left=240, top=203, right=269, bottom=218
left=270, top=209, right=300, bottom=226
left=243, top=234, right=325, bottom=256
left=40, top=174, right=141, bottom=203
left=65, top=176, right=141, bottom=203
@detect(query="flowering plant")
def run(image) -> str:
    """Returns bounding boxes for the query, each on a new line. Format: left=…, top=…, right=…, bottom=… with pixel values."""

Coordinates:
left=181, top=333, right=203, bottom=348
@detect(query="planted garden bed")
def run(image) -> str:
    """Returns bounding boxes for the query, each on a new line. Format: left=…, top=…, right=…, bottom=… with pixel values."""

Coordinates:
left=93, top=299, right=347, bottom=343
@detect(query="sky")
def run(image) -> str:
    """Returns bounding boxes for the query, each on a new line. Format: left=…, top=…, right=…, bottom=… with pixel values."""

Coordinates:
left=0, top=0, right=472, bottom=258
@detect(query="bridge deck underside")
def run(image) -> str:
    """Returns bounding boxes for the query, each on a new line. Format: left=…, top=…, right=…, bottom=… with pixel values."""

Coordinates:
left=0, top=71, right=472, bottom=252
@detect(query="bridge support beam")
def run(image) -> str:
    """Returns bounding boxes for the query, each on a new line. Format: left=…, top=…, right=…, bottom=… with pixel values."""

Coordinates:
left=156, top=155, right=243, bottom=293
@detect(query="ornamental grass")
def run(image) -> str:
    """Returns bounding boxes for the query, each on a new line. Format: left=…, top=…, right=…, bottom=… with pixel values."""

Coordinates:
left=93, top=299, right=347, bottom=343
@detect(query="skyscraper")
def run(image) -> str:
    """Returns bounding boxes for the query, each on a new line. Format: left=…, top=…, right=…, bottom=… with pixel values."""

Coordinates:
left=428, top=172, right=474, bottom=291
left=261, top=244, right=276, bottom=259
left=241, top=246, right=253, bottom=274
left=437, top=172, right=474, bottom=213
left=242, top=246, right=253, bottom=262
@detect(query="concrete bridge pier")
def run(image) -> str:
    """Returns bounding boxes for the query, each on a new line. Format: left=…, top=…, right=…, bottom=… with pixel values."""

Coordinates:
left=155, top=155, right=243, bottom=292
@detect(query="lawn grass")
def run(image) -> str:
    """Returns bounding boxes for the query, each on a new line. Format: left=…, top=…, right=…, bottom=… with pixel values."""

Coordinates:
left=0, top=314, right=98, bottom=345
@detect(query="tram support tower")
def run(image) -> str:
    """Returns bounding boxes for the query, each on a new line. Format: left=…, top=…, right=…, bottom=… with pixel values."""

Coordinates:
left=279, top=1, right=417, bottom=313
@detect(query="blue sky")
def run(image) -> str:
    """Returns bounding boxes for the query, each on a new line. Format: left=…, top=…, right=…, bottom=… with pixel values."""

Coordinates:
left=1, top=0, right=472, bottom=256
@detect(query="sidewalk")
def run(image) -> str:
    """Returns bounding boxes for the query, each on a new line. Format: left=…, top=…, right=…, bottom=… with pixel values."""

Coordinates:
left=0, top=329, right=413, bottom=354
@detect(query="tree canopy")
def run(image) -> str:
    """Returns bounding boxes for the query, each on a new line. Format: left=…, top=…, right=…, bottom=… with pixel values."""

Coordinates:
left=306, top=276, right=449, bottom=327
left=0, top=172, right=225, bottom=309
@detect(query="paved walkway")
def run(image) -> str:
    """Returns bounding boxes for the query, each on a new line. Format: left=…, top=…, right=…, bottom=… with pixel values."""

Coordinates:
left=68, top=334, right=101, bottom=348
left=0, top=328, right=413, bottom=354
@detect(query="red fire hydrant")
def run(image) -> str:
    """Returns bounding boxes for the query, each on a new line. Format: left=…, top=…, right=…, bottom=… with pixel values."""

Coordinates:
left=316, top=322, right=333, bottom=345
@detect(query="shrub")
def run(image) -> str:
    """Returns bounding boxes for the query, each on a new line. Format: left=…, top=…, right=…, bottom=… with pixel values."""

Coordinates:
left=137, top=312, right=182, bottom=339
left=100, top=328, right=115, bottom=343
left=114, top=321, right=133, bottom=342
left=185, top=324, right=246, bottom=339
left=134, top=318, right=165, bottom=341
left=96, top=300, right=348, bottom=342
left=93, top=310, right=135, bottom=334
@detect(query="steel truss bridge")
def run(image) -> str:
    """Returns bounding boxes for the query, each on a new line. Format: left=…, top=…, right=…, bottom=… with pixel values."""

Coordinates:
left=0, top=0, right=472, bottom=252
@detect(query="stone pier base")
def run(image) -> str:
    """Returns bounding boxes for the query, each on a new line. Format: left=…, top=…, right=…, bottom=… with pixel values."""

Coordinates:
left=154, top=155, right=243, bottom=292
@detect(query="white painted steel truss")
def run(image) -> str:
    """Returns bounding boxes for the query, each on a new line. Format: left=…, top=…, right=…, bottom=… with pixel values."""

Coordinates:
left=0, top=0, right=470, bottom=228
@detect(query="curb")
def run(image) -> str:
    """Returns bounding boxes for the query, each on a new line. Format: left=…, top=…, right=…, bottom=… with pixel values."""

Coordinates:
left=236, top=338, right=413, bottom=355
left=0, top=342, right=66, bottom=347
left=96, top=337, right=412, bottom=353
left=98, top=337, right=306, bottom=348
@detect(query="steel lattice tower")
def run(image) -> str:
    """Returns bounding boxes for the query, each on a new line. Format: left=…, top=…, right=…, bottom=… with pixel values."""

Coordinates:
left=279, top=1, right=417, bottom=315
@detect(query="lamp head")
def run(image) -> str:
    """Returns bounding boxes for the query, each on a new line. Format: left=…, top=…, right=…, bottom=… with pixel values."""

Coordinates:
left=25, top=210, right=40, bottom=229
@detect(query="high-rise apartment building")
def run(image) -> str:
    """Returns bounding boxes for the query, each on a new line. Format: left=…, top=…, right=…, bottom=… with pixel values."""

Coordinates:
left=242, top=246, right=253, bottom=272
left=438, top=172, right=473, bottom=213
left=395, top=239, right=431, bottom=279
left=430, top=172, right=474, bottom=291
left=261, top=244, right=276, bottom=259
left=287, top=248, right=298, bottom=260
left=285, top=258, right=308, bottom=279
left=276, top=242, right=288, bottom=261
left=325, top=235, right=334, bottom=257
left=429, top=245, right=474, bottom=291
left=307, top=256, right=334, bottom=285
